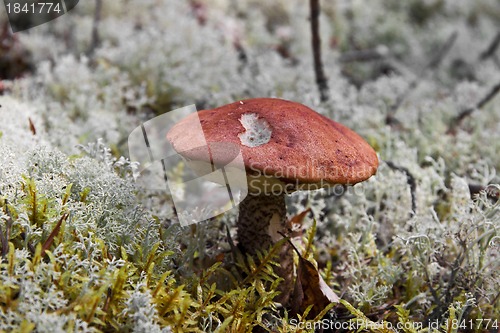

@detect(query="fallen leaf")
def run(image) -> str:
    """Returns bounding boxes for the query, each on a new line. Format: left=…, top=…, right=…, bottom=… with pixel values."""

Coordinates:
left=287, top=238, right=339, bottom=318
left=28, top=117, right=36, bottom=135
left=287, top=208, right=311, bottom=238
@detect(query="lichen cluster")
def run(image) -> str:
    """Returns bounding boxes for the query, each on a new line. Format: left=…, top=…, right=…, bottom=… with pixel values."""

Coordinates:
left=1, top=0, right=499, bottom=332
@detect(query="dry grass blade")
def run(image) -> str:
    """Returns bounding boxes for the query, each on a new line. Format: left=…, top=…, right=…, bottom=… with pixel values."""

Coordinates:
left=42, top=213, right=68, bottom=254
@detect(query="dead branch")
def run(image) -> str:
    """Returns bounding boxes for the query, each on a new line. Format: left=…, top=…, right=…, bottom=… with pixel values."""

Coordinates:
left=389, top=31, right=458, bottom=117
left=427, top=31, right=458, bottom=70
left=447, top=80, right=500, bottom=134
left=479, top=31, right=500, bottom=61
left=385, top=161, right=417, bottom=220
left=0, top=195, right=13, bottom=258
left=87, top=0, right=102, bottom=57
left=310, top=0, right=329, bottom=102
left=339, top=47, right=388, bottom=63
left=0, top=206, right=11, bottom=258
left=468, top=184, right=500, bottom=202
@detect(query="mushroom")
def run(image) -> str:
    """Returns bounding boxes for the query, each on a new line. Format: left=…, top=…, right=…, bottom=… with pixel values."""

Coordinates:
left=167, top=98, right=378, bottom=305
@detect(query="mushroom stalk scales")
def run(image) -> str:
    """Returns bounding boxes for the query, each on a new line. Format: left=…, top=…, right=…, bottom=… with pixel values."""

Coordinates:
left=237, top=191, right=293, bottom=305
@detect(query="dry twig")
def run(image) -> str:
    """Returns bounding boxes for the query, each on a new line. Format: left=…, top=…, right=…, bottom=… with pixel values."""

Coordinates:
left=385, top=161, right=417, bottom=220
left=87, top=0, right=102, bottom=56
left=389, top=31, right=458, bottom=117
left=447, top=80, right=500, bottom=134
left=479, top=31, right=500, bottom=62
left=0, top=198, right=13, bottom=258
left=310, top=0, right=329, bottom=102
left=339, top=47, right=388, bottom=63
left=468, top=184, right=500, bottom=201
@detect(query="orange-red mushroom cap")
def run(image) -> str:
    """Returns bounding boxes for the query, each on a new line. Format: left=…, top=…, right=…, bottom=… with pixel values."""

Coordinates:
left=167, top=98, right=378, bottom=188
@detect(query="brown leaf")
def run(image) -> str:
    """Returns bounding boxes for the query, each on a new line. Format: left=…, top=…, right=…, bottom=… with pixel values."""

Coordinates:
left=28, top=117, right=36, bottom=135
left=287, top=208, right=311, bottom=238
left=288, top=208, right=311, bottom=227
left=292, top=251, right=339, bottom=318
left=215, top=252, right=225, bottom=262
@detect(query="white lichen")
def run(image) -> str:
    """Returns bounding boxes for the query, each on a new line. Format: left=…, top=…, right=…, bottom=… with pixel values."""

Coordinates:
left=0, top=0, right=499, bottom=330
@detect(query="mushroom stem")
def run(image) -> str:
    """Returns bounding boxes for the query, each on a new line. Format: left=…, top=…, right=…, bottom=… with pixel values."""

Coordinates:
left=237, top=192, right=294, bottom=305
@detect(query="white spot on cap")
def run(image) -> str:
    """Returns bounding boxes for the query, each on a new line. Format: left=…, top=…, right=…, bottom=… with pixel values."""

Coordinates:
left=238, top=113, right=272, bottom=147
